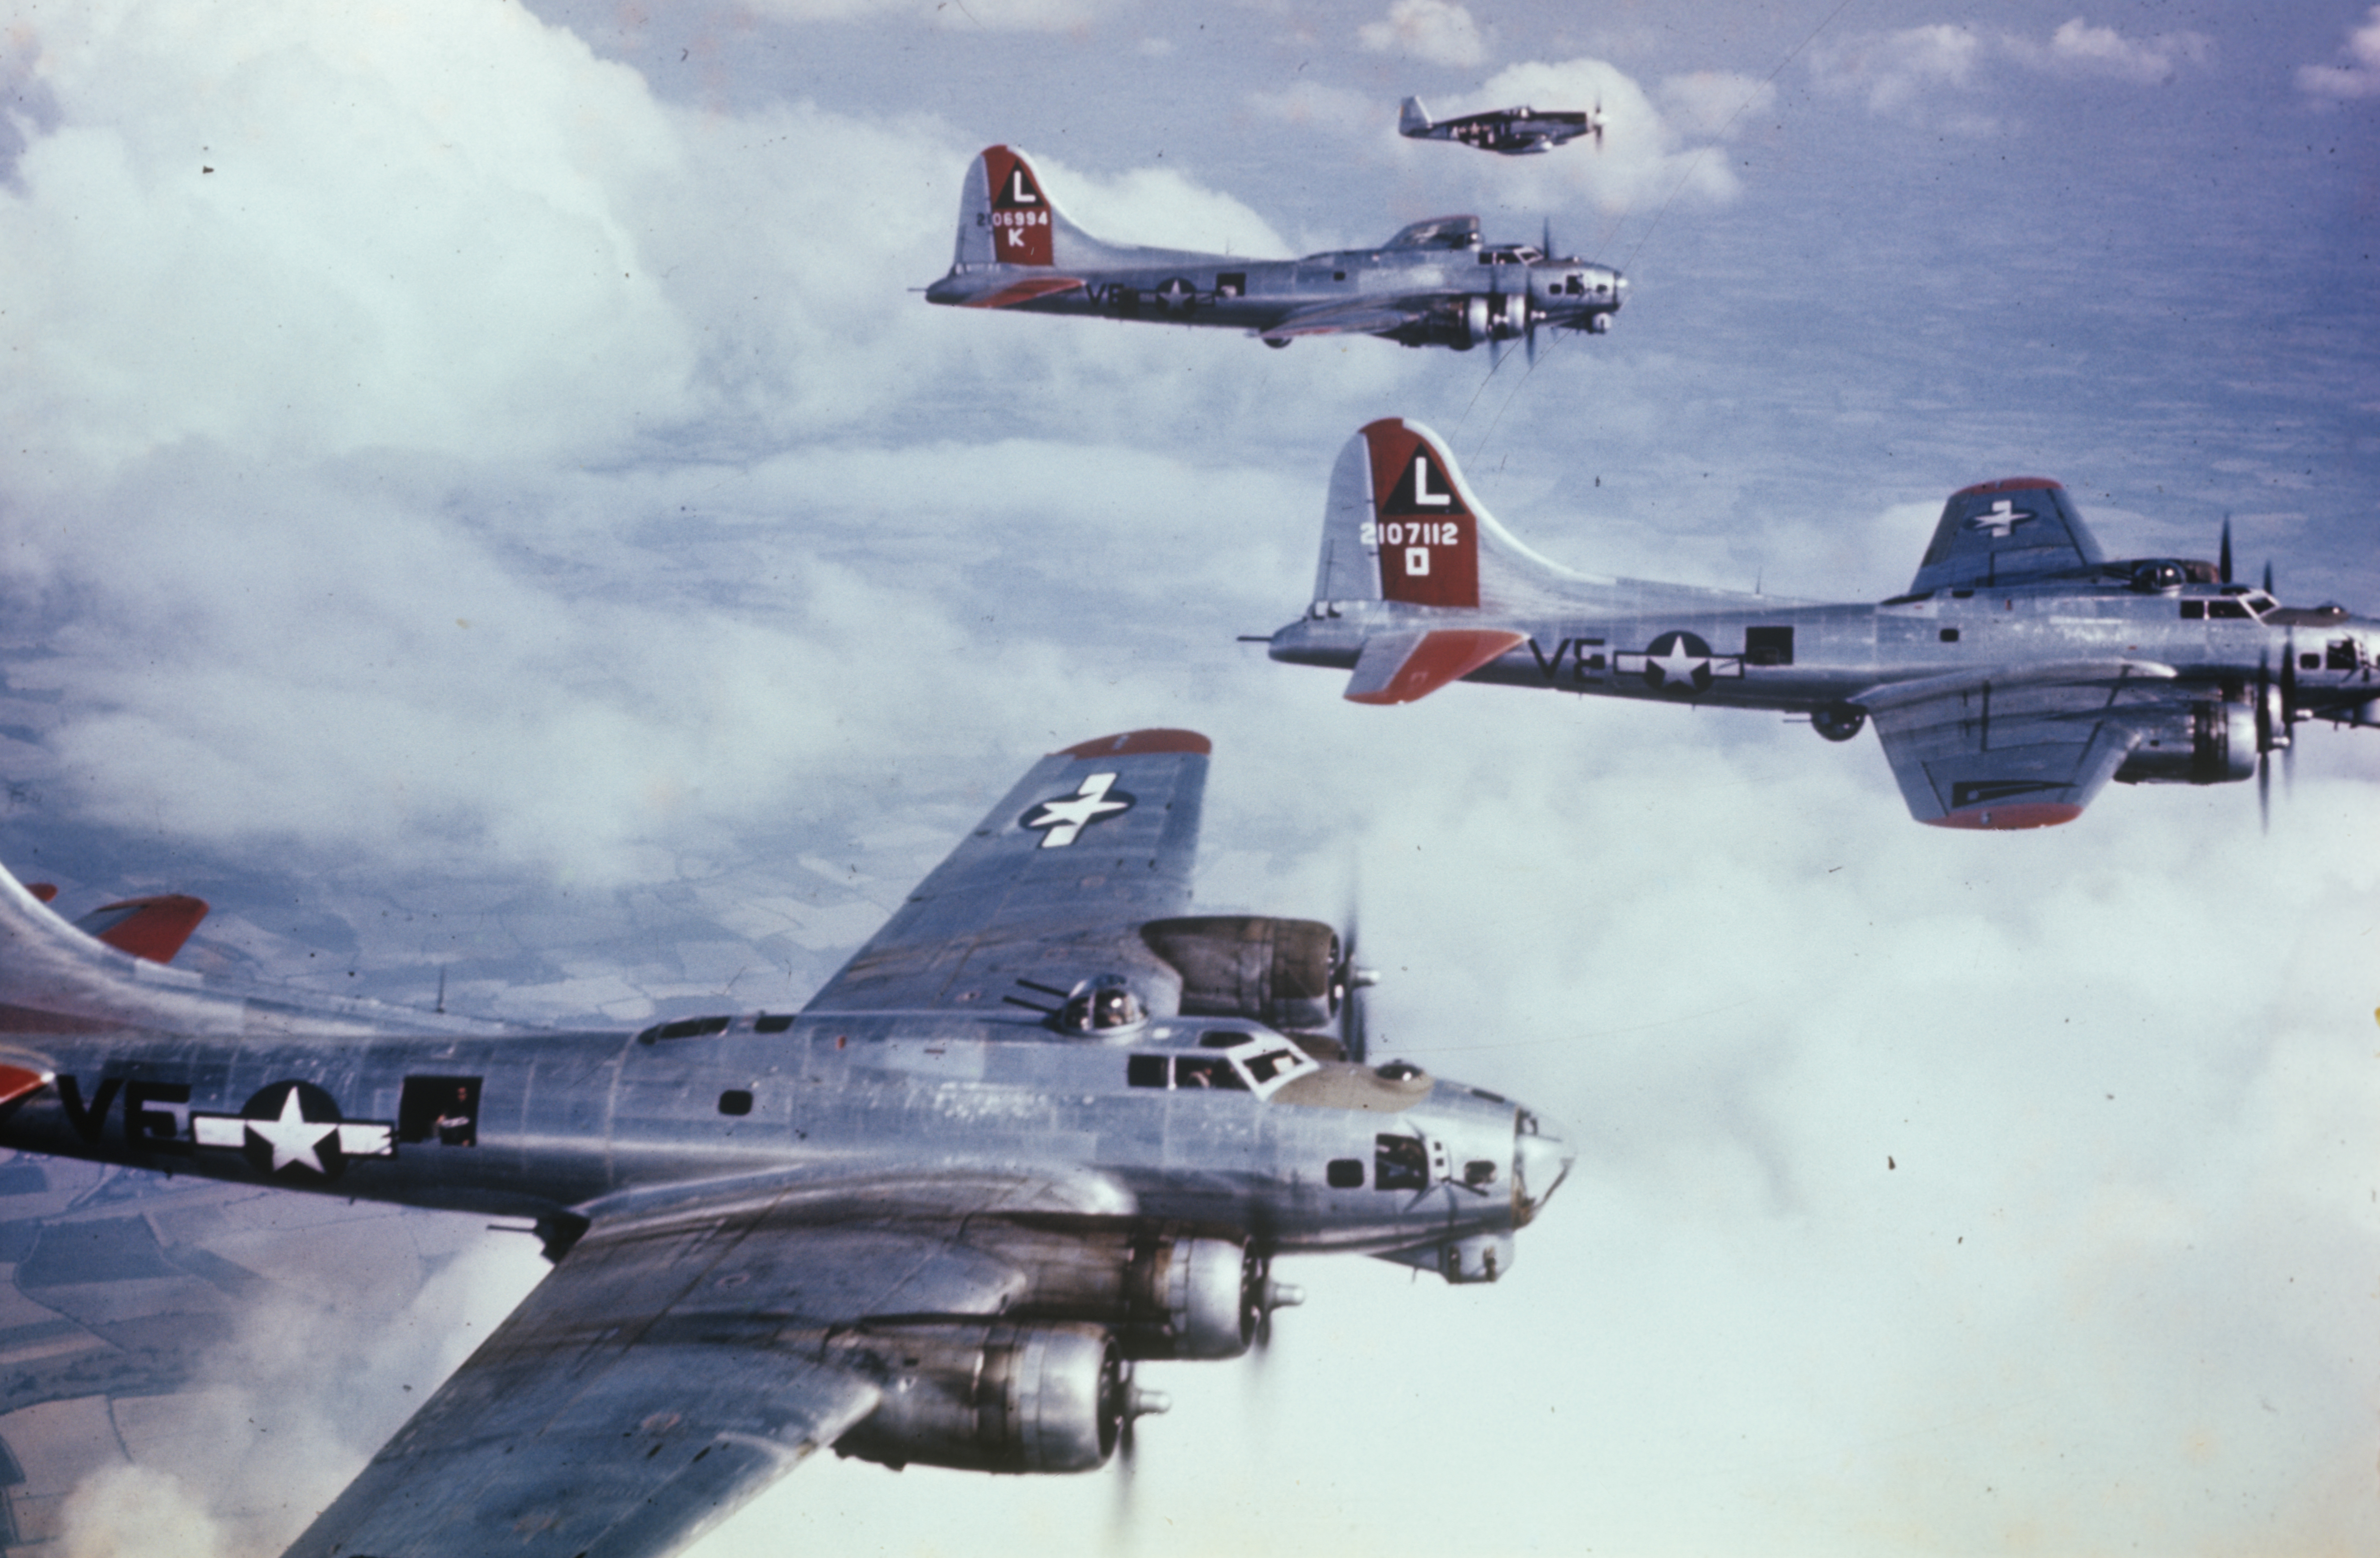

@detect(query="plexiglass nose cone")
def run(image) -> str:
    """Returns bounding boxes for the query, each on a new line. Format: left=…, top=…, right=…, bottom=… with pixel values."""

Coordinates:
left=1513, top=1115, right=1574, bottom=1225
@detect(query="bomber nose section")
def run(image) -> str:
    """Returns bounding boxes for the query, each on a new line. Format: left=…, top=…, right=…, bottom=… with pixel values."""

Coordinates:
left=1512, top=1110, right=1574, bottom=1226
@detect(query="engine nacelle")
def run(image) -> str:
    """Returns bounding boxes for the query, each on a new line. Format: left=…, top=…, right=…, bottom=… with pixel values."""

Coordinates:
left=1141, top=916, right=1339, bottom=1034
left=2113, top=700, right=2257, bottom=785
left=1409, top=294, right=1532, bottom=350
left=832, top=1322, right=1126, bottom=1474
left=978, top=1226, right=1259, bottom=1360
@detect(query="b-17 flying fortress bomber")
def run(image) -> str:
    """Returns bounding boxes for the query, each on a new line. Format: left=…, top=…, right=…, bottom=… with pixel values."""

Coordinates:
left=0, top=730, right=1571, bottom=1558
left=925, top=145, right=1624, bottom=354
left=1266, top=420, right=2380, bottom=829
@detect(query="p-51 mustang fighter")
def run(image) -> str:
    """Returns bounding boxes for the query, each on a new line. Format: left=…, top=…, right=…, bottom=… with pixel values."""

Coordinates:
left=0, top=730, right=1571, bottom=1557
left=925, top=145, right=1623, bottom=353
left=1399, top=96, right=1607, bottom=154
left=1265, top=420, right=2380, bottom=829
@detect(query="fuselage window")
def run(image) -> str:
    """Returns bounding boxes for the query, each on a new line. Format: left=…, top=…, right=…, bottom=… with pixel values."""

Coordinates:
left=398, top=1075, right=482, bottom=1146
left=1243, top=1050, right=1300, bottom=1084
left=1375, top=1134, right=1428, bottom=1190
left=1175, top=1056, right=1249, bottom=1091
left=2328, top=639, right=2358, bottom=670
left=1326, top=1158, right=1365, bottom=1189
left=2180, top=600, right=2205, bottom=619
left=1127, top=1055, right=1168, bottom=1088
left=2207, top=600, right=2250, bottom=620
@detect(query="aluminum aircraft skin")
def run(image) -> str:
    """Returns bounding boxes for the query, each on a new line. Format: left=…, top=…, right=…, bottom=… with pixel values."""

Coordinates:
left=0, top=730, right=1572, bottom=1558
left=1398, top=96, right=1607, bottom=155
left=924, top=145, right=1624, bottom=352
left=1265, top=419, right=2380, bottom=829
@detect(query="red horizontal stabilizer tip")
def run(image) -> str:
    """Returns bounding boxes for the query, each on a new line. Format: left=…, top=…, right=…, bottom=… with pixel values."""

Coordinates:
left=75, top=894, right=210, bottom=964
left=1926, top=803, right=2085, bottom=831
left=1345, top=629, right=1526, bottom=706
left=1952, top=476, right=2063, bottom=498
left=1056, top=730, right=1212, bottom=759
left=964, top=276, right=1087, bottom=308
left=25, top=883, right=57, bottom=903
left=0, top=1064, right=50, bottom=1108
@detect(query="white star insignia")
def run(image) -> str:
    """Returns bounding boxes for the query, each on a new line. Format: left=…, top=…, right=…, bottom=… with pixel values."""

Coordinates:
left=1025, top=773, right=1132, bottom=848
left=245, top=1085, right=339, bottom=1174
left=1649, top=639, right=1708, bottom=687
left=1965, top=500, right=2035, bottom=539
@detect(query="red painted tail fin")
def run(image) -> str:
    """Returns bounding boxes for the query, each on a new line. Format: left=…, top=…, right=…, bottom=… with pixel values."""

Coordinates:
left=1354, top=418, right=1488, bottom=607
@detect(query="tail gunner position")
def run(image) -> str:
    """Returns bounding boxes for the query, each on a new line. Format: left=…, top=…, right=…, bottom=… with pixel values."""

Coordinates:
left=0, top=730, right=1570, bottom=1558
left=926, top=145, right=1623, bottom=355
left=1266, top=419, right=2378, bottom=829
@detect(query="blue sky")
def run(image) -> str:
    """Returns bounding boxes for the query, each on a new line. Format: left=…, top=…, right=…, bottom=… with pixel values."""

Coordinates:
left=1, top=2, right=2376, bottom=1554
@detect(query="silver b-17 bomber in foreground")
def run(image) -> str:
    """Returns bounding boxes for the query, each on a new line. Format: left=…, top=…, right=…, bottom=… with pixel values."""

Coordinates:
left=1266, top=420, right=2379, bottom=829
left=0, top=729, right=1570, bottom=1557
left=925, top=145, right=1623, bottom=353
left=1399, top=96, right=1607, bottom=155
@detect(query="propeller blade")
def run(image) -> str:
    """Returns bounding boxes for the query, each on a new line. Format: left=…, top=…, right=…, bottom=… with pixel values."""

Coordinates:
left=2219, top=516, right=2233, bottom=585
left=2258, top=751, right=2271, bottom=833
left=2262, top=559, right=2275, bottom=597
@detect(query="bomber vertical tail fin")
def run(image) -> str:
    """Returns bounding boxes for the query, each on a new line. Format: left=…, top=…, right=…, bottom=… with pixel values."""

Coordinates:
left=1310, top=419, right=1583, bottom=617
left=1398, top=97, right=1433, bottom=136
left=949, top=145, right=1119, bottom=271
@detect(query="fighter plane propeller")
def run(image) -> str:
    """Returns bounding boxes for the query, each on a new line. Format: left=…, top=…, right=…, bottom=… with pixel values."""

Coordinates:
left=925, top=146, right=1624, bottom=352
left=1264, top=419, right=2380, bottom=830
left=0, top=729, right=1572, bottom=1557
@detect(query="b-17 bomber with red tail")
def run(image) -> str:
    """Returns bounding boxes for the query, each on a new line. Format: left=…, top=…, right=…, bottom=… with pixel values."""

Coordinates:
left=925, top=146, right=1623, bottom=355
left=1264, top=420, right=2379, bottom=829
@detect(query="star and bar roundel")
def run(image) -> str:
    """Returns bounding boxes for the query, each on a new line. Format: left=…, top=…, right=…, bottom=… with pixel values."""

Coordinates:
left=192, top=1079, right=395, bottom=1182
left=1612, top=631, right=1744, bottom=695
left=1021, top=772, right=1136, bottom=848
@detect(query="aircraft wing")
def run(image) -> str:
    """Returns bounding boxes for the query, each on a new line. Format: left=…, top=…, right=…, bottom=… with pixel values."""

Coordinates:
left=1254, top=298, right=1431, bottom=343
left=1861, top=661, right=2176, bottom=829
left=800, top=729, right=1208, bottom=1016
left=280, top=1167, right=1125, bottom=1558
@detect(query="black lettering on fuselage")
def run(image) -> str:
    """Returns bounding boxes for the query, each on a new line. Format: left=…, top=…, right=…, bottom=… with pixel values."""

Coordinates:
left=1527, top=637, right=1571, bottom=682
left=54, top=1075, right=120, bottom=1144
left=1528, top=637, right=1608, bottom=685
left=124, top=1080, right=193, bottom=1156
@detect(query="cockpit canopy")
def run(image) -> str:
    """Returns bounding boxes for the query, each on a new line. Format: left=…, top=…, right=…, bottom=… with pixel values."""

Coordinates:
left=2179, top=585, right=2279, bottom=621
left=1123, top=1027, right=1322, bottom=1100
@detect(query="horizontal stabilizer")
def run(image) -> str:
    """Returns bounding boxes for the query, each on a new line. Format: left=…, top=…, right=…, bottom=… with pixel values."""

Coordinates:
left=74, top=894, right=210, bottom=964
left=957, top=275, right=1087, bottom=309
left=1344, top=629, right=1525, bottom=705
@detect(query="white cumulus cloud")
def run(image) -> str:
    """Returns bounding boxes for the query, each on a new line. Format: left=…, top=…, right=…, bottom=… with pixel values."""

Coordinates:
left=1813, top=18, right=2211, bottom=124
left=2297, top=4, right=2380, bottom=99
left=1357, top=0, right=1487, bottom=70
